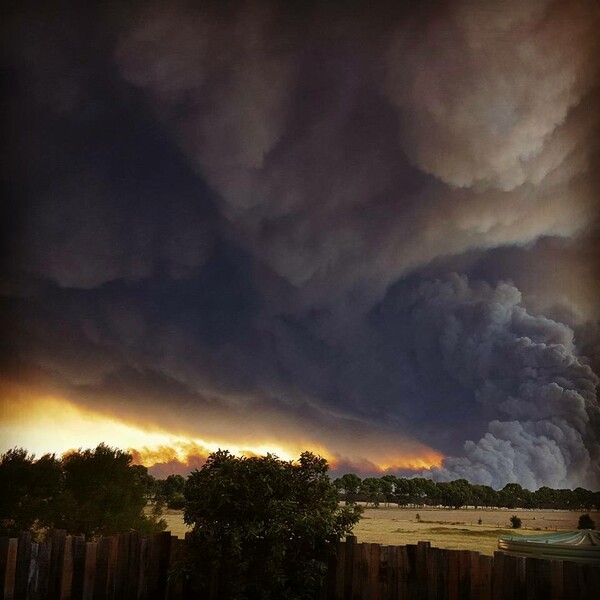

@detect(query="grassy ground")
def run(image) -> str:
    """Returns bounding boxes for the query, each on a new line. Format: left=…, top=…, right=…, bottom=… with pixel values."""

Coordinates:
left=157, top=505, right=596, bottom=556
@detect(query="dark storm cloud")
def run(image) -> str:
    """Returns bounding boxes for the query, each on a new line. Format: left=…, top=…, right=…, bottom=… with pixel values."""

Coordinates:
left=2, top=0, right=599, bottom=488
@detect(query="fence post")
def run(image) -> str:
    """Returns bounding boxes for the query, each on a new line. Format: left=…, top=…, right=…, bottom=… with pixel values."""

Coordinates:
left=368, top=543, right=381, bottom=600
left=59, top=535, right=73, bottom=600
left=581, top=563, right=600, bottom=599
left=447, top=546, right=459, bottom=600
left=344, top=536, right=356, bottom=600
left=458, top=550, right=471, bottom=599
left=15, top=531, right=32, bottom=599
left=476, top=554, right=492, bottom=600
left=48, top=530, right=67, bottom=600
left=82, top=541, right=97, bottom=600
left=71, top=536, right=86, bottom=600
left=426, top=546, right=440, bottom=600
left=166, top=536, right=187, bottom=600
left=333, top=540, right=346, bottom=600
left=3, top=538, right=18, bottom=600
left=148, top=532, right=172, bottom=600
left=127, top=531, right=141, bottom=599
left=36, top=541, right=51, bottom=600
left=93, top=536, right=112, bottom=599
left=416, top=541, right=430, bottom=599
left=107, top=536, right=118, bottom=600
left=491, top=551, right=503, bottom=600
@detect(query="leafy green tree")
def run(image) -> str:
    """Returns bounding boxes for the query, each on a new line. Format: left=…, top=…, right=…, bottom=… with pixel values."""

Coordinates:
left=577, top=514, right=596, bottom=530
left=394, top=478, right=413, bottom=506
left=360, top=477, right=384, bottom=507
left=0, top=449, right=62, bottom=536
left=57, top=444, right=165, bottom=538
left=131, top=464, right=158, bottom=498
left=500, top=483, right=533, bottom=509
left=410, top=478, right=437, bottom=506
left=184, top=450, right=361, bottom=599
left=436, top=479, right=472, bottom=509
left=379, top=476, right=396, bottom=505
left=158, top=474, right=187, bottom=508
left=333, top=473, right=362, bottom=504
left=471, top=484, right=498, bottom=508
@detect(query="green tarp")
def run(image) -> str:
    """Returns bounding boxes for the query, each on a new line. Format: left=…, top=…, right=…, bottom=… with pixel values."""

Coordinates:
left=498, top=530, right=600, bottom=564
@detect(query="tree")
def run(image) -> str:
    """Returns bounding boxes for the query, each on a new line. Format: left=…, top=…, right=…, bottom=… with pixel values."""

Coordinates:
left=334, top=473, right=362, bottom=504
left=360, top=477, right=385, bottom=507
left=379, top=476, right=396, bottom=506
left=0, top=448, right=62, bottom=536
left=577, top=514, right=596, bottom=530
left=57, top=444, right=165, bottom=538
left=510, top=515, right=522, bottom=529
left=436, top=479, right=472, bottom=509
left=157, top=474, right=187, bottom=508
left=184, top=450, right=361, bottom=599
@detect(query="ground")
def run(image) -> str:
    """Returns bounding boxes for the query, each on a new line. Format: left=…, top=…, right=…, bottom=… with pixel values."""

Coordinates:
left=157, top=505, right=597, bottom=556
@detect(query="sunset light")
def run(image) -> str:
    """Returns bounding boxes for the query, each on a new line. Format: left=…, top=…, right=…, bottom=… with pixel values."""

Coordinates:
left=0, top=395, right=443, bottom=475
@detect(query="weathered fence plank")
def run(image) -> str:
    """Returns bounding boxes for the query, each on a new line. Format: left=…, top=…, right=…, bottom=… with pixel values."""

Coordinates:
left=3, top=538, right=17, bottom=600
left=344, top=536, right=356, bottom=600
left=0, top=537, right=9, bottom=600
left=106, top=535, right=118, bottom=600
left=477, top=554, right=493, bottom=600
left=94, top=536, right=112, bottom=600
left=127, top=532, right=141, bottom=600
left=2, top=532, right=600, bottom=600
left=48, top=530, right=67, bottom=600
left=334, top=540, right=346, bottom=600
left=15, top=531, right=32, bottom=599
left=59, top=535, right=73, bottom=600
left=82, top=542, right=97, bottom=600
left=70, top=536, right=86, bottom=600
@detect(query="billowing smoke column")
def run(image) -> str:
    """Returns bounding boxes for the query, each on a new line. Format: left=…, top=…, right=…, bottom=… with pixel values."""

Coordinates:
left=383, top=275, right=600, bottom=489
left=2, top=0, right=599, bottom=489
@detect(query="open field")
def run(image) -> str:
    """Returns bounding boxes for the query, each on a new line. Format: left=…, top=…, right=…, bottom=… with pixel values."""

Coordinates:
left=159, top=505, right=598, bottom=556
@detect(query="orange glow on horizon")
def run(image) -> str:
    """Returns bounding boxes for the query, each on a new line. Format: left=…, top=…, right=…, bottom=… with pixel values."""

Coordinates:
left=1, top=394, right=444, bottom=475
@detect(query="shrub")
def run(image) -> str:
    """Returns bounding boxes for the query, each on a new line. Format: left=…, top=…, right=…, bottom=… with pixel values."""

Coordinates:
left=577, top=514, right=596, bottom=530
left=183, top=450, right=361, bottom=599
left=167, top=492, right=186, bottom=510
left=0, top=445, right=166, bottom=539
left=510, top=515, right=522, bottom=529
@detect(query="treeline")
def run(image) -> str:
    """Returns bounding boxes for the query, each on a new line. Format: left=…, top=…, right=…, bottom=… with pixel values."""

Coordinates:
left=0, top=445, right=166, bottom=538
left=332, top=474, right=600, bottom=511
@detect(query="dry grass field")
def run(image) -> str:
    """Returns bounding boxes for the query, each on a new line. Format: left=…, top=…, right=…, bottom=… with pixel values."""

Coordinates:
left=159, top=505, right=597, bottom=556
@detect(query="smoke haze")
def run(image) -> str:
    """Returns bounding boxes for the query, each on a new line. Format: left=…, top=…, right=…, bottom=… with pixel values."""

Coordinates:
left=2, top=0, right=599, bottom=488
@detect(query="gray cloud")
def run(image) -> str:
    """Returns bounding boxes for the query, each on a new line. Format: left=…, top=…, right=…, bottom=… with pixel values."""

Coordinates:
left=2, top=0, right=599, bottom=488
left=390, top=275, right=600, bottom=488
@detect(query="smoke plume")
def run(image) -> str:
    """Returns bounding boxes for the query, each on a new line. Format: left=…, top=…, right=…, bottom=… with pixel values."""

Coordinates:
left=2, top=0, right=599, bottom=488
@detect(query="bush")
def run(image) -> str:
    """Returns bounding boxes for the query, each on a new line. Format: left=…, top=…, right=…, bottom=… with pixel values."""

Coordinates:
left=578, top=514, right=596, bottom=530
left=167, top=492, right=186, bottom=510
left=0, top=445, right=166, bottom=539
left=510, top=515, right=522, bottom=529
left=184, top=450, right=361, bottom=599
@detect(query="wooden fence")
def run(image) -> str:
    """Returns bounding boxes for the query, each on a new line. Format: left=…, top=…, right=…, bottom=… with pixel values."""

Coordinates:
left=1, top=532, right=599, bottom=600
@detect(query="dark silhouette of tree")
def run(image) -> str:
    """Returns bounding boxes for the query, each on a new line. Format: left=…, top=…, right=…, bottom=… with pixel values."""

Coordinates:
left=578, top=514, right=596, bottom=530
left=57, top=444, right=165, bottom=538
left=361, top=477, right=385, bottom=507
left=184, top=450, right=361, bottom=599
left=157, top=473, right=186, bottom=508
left=333, top=473, right=362, bottom=504
left=0, top=449, right=62, bottom=536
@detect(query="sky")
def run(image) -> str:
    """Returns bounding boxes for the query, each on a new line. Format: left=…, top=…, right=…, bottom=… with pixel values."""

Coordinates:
left=1, top=0, right=599, bottom=490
